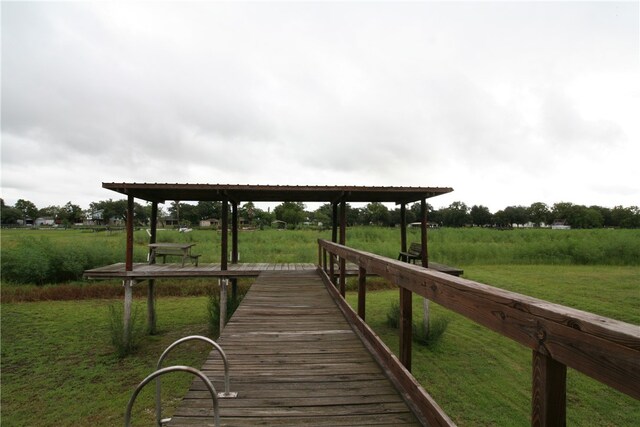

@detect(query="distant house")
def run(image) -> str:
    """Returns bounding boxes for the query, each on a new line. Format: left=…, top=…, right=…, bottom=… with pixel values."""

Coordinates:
left=84, top=209, right=104, bottom=226
left=163, top=217, right=180, bottom=227
left=408, top=222, right=440, bottom=228
left=551, top=220, right=571, bottom=230
left=199, top=218, right=219, bottom=228
left=35, top=217, right=55, bottom=226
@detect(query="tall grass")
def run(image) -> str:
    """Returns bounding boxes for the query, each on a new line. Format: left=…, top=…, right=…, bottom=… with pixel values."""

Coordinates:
left=1, top=227, right=638, bottom=285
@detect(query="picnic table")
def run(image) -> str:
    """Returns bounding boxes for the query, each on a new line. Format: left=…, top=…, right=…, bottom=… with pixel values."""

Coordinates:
left=148, top=243, right=200, bottom=267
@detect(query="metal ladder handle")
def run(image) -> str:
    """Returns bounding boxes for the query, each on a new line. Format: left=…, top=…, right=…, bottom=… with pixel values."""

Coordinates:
left=155, top=336, right=235, bottom=426
left=125, top=365, right=219, bottom=427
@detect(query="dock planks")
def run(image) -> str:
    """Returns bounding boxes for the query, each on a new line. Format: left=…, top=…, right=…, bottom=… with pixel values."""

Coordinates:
left=83, top=263, right=318, bottom=279
left=166, top=270, right=421, bottom=426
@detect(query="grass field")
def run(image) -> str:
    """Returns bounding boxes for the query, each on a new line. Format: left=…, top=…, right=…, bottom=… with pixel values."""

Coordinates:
left=1, top=227, right=639, bottom=425
left=1, top=298, right=211, bottom=426
left=345, top=282, right=640, bottom=426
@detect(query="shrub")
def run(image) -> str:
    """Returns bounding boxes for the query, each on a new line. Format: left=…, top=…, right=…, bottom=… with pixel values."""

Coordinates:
left=207, top=281, right=247, bottom=337
left=107, top=303, right=144, bottom=358
left=386, top=301, right=400, bottom=328
left=413, top=316, right=450, bottom=347
left=386, top=301, right=449, bottom=347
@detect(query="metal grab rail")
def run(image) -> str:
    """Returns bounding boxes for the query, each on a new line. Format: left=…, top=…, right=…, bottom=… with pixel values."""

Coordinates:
left=125, top=365, right=219, bottom=427
left=155, top=335, right=237, bottom=426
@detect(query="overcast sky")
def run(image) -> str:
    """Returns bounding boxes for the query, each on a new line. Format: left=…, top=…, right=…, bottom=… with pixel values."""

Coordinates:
left=2, top=1, right=638, bottom=212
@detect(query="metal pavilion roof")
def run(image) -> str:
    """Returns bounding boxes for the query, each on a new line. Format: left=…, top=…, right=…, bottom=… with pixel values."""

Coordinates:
left=102, top=183, right=453, bottom=204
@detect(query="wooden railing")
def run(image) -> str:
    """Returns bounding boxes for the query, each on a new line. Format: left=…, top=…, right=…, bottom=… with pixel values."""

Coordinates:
left=317, top=239, right=640, bottom=426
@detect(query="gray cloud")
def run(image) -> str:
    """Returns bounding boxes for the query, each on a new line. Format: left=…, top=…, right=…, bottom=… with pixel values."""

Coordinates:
left=2, top=2, right=638, bottom=211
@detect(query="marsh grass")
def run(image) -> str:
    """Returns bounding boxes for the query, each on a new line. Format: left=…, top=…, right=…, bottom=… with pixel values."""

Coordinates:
left=107, top=303, right=145, bottom=358
left=207, top=281, right=249, bottom=337
left=2, top=227, right=638, bottom=285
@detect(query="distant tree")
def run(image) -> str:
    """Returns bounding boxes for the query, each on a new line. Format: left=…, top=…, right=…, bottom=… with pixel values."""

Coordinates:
left=168, top=202, right=199, bottom=226
left=61, top=201, right=83, bottom=224
left=346, top=205, right=362, bottom=226
left=590, top=205, right=613, bottom=227
left=252, top=206, right=274, bottom=228
left=409, top=202, right=433, bottom=223
left=611, top=205, right=640, bottom=228
left=14, top=199, right=38, bottom=221
left=89, top=199, right=135, bottom=224
left=1, top=201, right=22, bottom=224
left=441, top=202, right=470, bottom=227
left=197, top=201, right=221, bottom=220
left=274, top=202, right=306, bottom=228
left=470, top=205, right=493, bottom=226
left=572, top=206, right=604, bottom=228
left=313, top=203, right=333, bottom=226
left=363, top=202, right=390, bottom=226
left=527, top=202, right=550, bottom=227
left=37, top=205, right=61, bottom=219
left=503, top=205, right=529, bottom=227
left=551, top=202, right=575, bottom=224
left=493, top=209, right=510, bottom=227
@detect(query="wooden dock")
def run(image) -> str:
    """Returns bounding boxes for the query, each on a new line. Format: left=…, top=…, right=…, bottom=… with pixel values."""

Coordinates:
left=83, top=262, right=318, bottom=279
left=167, top=270, right=422, bottom=426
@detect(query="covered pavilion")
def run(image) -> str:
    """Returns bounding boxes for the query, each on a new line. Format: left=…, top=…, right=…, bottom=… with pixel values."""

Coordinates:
left=90, top=183, right=454, bottom=340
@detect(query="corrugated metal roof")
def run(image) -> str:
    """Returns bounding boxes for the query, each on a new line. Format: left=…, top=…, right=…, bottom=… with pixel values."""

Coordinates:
left=102, top=182, right=453, bottom=204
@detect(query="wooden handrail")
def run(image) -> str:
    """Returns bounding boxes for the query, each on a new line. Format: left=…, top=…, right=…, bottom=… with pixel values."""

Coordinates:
left=318, top=239, right=640, bottom=425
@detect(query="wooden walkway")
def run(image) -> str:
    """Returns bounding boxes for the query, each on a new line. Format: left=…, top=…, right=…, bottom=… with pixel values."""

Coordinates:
left=83, top=263, right=318, bottom=279
left=167, top=270, right=422, bottom=426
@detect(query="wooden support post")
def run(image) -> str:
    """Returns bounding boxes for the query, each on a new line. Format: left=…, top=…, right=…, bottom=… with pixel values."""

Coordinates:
left=400, top=203, right=407, bottom=253
left=339, top=200, right=347, bottom=297
left=231, top=201, right=239, bottom=301
left=221, top=199, right=228, bottom=271
left=231, top=201, right=238, bottom=263
left=219, top=278, right=228, bottom=333
left=532, top=350, right=567, bottom=427
left=125, top=195, right=134, bottom=271
left=123, top=279, right=135, bottom=343
left=358, top=267, right=366, bottom=321
left=420, top=199, right=428, bottom=268
left=330, top=202, right=338, bottom=285
left=420, top=198, right=430, bottom=337
left=331, top=202, right=338, bottom=243
left=399, top=287, right=412, bottom=371
left=147, top=202, right=158, bottom=335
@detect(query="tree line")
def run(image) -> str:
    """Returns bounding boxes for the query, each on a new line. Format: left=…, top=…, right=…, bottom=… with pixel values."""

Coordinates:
left=1, top=198, right=639, bottom=229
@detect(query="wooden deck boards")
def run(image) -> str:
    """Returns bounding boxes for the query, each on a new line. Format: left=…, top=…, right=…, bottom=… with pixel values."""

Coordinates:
left=166, top=270, right=421, bottom=427
left=83, top=263, right=318, bottom=279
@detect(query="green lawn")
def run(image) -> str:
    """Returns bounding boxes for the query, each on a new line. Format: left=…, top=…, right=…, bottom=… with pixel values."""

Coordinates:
left=345, top=265, right=640, bottom=426
left=1, top=297, right=211, bottom=427
left=1, top=227, right=639, bottom=425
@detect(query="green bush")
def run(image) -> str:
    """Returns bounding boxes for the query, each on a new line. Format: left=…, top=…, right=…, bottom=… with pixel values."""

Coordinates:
left=107, top=303, right=144, bottom=358
left=207, top=281, right=247, bottom=337
left=385, top=301, right=449, bottom=347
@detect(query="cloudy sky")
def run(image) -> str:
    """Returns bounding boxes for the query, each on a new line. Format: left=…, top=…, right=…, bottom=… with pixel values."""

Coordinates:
left=2, top=1, right=638, bottom=212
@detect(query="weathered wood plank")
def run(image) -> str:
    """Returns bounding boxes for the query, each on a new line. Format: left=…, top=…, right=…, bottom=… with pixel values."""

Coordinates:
left=166, top=270, right=423, bottom=426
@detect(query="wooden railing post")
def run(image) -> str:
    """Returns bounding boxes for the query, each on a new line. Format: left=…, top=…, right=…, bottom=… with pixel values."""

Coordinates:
left=399, top=287, right=412, bottom=371
left=322, top=248, right=327, bottom=273
left=329, top=254, right=335, bottom=285
left=532, top=350, right=566, bottom=427
left=339, top=200, right=346, bottom=297
left=357, top=267, right=366, bottom=320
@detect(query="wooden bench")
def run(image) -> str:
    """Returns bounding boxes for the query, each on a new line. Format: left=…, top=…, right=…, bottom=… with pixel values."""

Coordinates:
left=155, top=248, right=201, bottom=266
left=398, top=242, right=463, bottom=276
left=149, top=243, right=201, bottom=267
